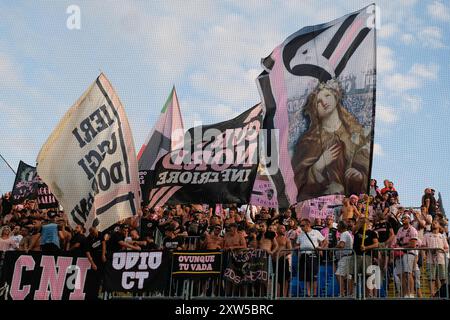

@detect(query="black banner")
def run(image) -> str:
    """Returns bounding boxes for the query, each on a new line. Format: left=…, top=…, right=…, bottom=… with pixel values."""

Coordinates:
left=11, top=161, right=59, bottom=208
left=36, top=182, right=59, bottom=209
left=223, top=249, right=269, bottom=285
left=147, top=104, right=263, bottom=207
left=11, top=161, right=39, bottom=204
left=1, top=251, right=96, bottom=300
left=103, top=251, right=170, bottom=292
left=171, top=251, right=222, bottom=278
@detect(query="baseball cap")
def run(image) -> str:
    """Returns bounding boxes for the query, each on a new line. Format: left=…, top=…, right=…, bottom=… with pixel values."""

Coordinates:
left=401, top=213, right=411, bottom=220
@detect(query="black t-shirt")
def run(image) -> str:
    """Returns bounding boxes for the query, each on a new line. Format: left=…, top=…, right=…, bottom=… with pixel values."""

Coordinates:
left=388, top=215, right=401, bottom=234
left=163, top=236, right=185, bottom=250
left=108, top=231, right=125, bottom=253
left=184, top=220, right=208, bottom=236
left=423, top=194, right=437, bottom=215
left=1, top=196, right=12, bottom=216
left=313, top=225, right=324, bottom=232
left=70, top=233, right=87, bottom=256
left=353, top=230, right=378, bottom=255
left=86, top=232, right=104, bottom=261
left=140, top=218, right=158, bottom=238
left=326, top=227, right=339, bottom=248
left=373, top=221, right=392, bottom=243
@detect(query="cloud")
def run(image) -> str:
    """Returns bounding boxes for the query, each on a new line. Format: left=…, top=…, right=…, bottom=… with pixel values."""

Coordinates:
left=400, top=33, right=415, bottom=45
left=418, top=26, right=445, bottom=48
left=378, top=23, right=398, bottom=39
left=385, top=63, right=439, bottom=93
left=377, top=46, right=396, bottom=73
left=377, top=106, right=398, bottom=124
left=427, top=1, right=450, bottom=22
left=385, top=73, right=420, bottom=92
left=373, top=143, right=384, bottom=157
left=0, top=52, right=23, bottom=89
left=401, top=94, right=422, bottom=113
left=410, top=63, right=438, bottom=80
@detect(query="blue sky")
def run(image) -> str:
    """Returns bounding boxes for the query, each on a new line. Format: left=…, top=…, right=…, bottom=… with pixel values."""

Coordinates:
left=0, top=0, right=449, bottom=207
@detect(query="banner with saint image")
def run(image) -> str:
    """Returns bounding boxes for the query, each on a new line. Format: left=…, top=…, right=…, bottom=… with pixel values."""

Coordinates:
left=257, top=5, right=376, bottom=206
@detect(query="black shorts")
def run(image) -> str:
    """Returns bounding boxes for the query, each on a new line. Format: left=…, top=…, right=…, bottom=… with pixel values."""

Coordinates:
left=299, top=254, right=319, bottom=282
left=277, top=256, right=291, bottom=282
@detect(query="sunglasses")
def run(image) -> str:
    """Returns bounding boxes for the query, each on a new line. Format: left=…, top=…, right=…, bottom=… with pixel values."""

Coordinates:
left=300, top=224, right=306, bottom=227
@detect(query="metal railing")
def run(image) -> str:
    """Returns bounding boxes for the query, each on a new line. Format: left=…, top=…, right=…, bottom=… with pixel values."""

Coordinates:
left=1, top=247, right=448, bottom=300
left=274, top=248, right=357, bottom=299
left=361, top=248, right=449, bottom=299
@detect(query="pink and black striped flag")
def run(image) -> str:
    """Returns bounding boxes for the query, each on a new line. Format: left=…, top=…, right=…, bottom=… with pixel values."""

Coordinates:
left=138, top=87, right=184, bottom=205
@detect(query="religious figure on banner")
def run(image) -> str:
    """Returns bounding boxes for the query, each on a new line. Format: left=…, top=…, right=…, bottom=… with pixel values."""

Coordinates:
left=292, top=79, right=370, bottom=201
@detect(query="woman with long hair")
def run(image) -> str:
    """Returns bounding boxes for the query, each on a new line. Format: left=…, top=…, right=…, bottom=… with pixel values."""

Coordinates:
left=292, top=79, right=370, bottom=202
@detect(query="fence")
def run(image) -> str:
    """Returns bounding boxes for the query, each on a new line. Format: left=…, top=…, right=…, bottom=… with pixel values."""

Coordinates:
left=274, top=248, right=357, bottom=299
left=104, top=248, right=274, bottom=300
left=361, top=248, right=449, bottom=299
left=0, top=247, right=448, bottom=300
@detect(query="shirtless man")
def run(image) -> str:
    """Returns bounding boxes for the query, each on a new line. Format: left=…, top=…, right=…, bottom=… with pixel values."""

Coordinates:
left=28, top=218, right=42, bottom=252
left=340, top=197, right=360, bottom=222
left=223, top=223, right=247, bottom=250
left=257, top=223, right=278, bottom=256
left=275, top=225, right=292, bottom=297
left=204, top=225, right=224, bottom=250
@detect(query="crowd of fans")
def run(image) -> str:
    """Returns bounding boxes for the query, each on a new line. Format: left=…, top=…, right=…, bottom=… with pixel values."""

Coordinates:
left=0, top=178, right=448, bottom=298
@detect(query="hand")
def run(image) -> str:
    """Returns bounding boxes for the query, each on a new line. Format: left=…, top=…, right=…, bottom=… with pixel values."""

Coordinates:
left=360, top=245, right=366, bottom=252
left=314, top=143, right=342, bottom=172
left=345, top=168, right=363, bottom=181
left=91, top=263, right=97, bottom=271
left=101, top=255, right=107, bottom=263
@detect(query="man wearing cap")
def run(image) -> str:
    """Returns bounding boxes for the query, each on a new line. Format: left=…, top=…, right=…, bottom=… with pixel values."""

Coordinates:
left=394, top=213, right=419, bottom=298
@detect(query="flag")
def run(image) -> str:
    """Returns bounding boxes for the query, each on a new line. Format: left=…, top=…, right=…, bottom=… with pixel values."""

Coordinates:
left=257, top=4, right=376, bottom=206
left=0, top=154, right=16, bottom=195
left=11, top=161, right=40, bottom=204
left=37, top=73, right=141, bottom=232
left=249, top=165, right=279, bottom=209
left=438, top=192, right=446, bottom=216
left=148, top=104, right=262, bottom=207
left=138, top=87, right=184, bottom=205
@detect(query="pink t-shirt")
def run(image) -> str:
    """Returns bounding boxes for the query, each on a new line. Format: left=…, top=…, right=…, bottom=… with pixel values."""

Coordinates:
left=394, top=225, right=419, bottom=255
left=422, top=232, right=449, bottom=265
left=395, top=225, right=418, bottom=246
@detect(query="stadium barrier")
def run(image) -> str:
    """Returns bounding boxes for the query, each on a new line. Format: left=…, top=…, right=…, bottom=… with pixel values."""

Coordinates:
left=361, top=248, right=449, bottom=299
left=274, top=248, right=357, bottom=299
left=0, top=247, right=448, bottom=300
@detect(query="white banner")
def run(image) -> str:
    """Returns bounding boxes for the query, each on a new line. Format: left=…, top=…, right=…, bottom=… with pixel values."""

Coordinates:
left=37, top=73, right=141, bottom=231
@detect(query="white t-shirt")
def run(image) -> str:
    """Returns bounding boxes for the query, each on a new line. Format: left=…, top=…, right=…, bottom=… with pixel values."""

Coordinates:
left=296, top=229, right=325, bottom=252
left=337, top=231, right=353, bottom=257
left=11, top=235, right=23, bottom=247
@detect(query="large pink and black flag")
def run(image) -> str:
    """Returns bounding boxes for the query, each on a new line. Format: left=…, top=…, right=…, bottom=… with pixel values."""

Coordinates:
left=37, top=73, right=141, bottom=232
left=257, top=4, right=377, bottom=207
left=137, top=87, right=184, bottom=205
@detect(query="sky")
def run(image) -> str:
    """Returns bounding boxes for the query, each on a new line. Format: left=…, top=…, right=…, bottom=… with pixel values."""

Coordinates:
left=0, top=0, right=449, bottom=207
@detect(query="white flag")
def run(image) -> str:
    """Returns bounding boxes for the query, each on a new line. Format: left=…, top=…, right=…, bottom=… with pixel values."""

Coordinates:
left=37, top=73, right=141, bottom=232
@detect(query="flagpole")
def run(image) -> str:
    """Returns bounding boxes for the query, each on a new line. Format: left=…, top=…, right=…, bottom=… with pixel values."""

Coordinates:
left=361, top=195, right=370, bottom=251
left=0, top=153, right=16, bottom=175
